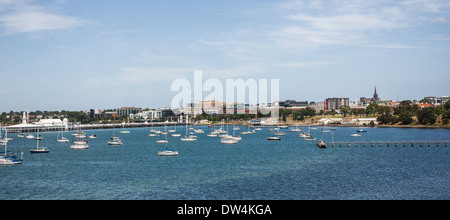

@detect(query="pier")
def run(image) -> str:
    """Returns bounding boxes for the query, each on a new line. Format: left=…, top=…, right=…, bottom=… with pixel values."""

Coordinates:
left=4, top=122, right=191, bottom=133
left=326, top=141, right=449, bottom=148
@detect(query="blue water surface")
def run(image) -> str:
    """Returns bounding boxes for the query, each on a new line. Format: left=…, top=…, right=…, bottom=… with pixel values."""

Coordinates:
left=1, top=126, right=449, bottom=200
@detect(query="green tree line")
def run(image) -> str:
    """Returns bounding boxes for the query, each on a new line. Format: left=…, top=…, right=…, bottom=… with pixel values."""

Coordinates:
left=375, top=101, right=450, bottom=125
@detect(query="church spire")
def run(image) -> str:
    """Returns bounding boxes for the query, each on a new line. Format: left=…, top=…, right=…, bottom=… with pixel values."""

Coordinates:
left=373, top=86, right=379, bottom=101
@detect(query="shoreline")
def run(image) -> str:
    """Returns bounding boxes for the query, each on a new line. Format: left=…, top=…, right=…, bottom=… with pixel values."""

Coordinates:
left=5, top=121, right=450, bottom=134
left=377, top=124, right=450, bottom=129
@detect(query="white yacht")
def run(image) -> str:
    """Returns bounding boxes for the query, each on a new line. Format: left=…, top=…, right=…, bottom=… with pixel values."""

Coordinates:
left=181, top=135, right=197, bottom=142
left=70, top=142, right=89, bottom=149
left=220, top=137, right=239, bottom=144
left=156, top=133, right=168, bottom=144
left=57, top=127, right=69, bottom=143
left=108, top=123, right=122, bottom=145
left=158, top=147, right=178, bottom=156
left=108, top=137, right=123, bottom=145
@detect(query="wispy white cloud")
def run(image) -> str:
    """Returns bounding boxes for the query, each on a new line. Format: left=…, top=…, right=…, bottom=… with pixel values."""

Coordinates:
left=0, top=0, right=84, bottom=34
left=273, top=0, right=450, bottom=49
left=199, top=0, right=450, bottom=65
left=399, top=0, right=450, bottom=13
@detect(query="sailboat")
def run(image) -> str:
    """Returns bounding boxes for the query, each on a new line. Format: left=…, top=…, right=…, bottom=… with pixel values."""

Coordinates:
left=168, top=124, right=176, bottom=133
left=57, top=127, right=69, bottom=143
left=231, top=123, right=242, bottom=140
left=108, top=123, right=123, bottom=145
left=158, top=147, right=178, bottom=156
left=207, top=125, right=218, bottom=137
left=120, top=121, right=131, bottom=134
left=30, top=129, right=49, bottom=153
left=290, top=121, right=301, bottom=132
left=71, top=123, right=89, bottom=149
left=158, top=130, right=178, bottom=156
left=156, top=133, right=168, bottom=144
left=0, top=130, right=23, bottom=165
left=171, top=132, right=181, bottom=137
left=35, top=128, right=44, bottom=140
left=180, top=116, right=197, bottom=142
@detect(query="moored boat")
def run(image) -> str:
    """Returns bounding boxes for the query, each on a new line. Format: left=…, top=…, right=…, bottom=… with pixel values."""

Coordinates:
left=158, top=147, right=178, bottom=156
left=221, top=137, right=239, bottom=144
left=70, top=143, right=89, bottom=149
left=30, top=129, right=49, bottom=154
left=316, top=141, right=327, bottom=148
left=267, top=136, right=281, bottom=141
left=0, top=130, right=23, bottom=165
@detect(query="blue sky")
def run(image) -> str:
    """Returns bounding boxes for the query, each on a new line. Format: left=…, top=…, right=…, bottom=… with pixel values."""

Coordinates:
left=0, top=0, right=449, bottom=112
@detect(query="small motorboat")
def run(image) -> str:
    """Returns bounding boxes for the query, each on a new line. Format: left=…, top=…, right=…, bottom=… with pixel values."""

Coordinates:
left=316, top=141, right=327, bottom=148
left=267, top=136, right=281, bottom=141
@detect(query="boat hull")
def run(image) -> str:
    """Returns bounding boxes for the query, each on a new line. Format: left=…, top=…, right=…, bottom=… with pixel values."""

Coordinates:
left=316, top=141, right=327, bottom=148
left=0, top=159, right=22, bottom=165
left=158, top=151, right=178, bottom=156
left=30, top=149, right=50, bottom=154
left=71, top=144, right=89, bottom=149
left=180, top=138, right=197, bottom=142
left=57, top=139, right=70, bottom=143
left=221, top=138, right=239, bottom=144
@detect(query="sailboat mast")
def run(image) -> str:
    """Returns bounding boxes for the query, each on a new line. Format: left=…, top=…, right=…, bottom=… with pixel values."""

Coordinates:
left=37, top=129, right=39, bottom=149
left=4, top=129, right=7, bottom=157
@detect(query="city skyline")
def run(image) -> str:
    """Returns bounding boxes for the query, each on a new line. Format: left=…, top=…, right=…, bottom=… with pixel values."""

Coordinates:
left=1, top=0, right=449, bottom=112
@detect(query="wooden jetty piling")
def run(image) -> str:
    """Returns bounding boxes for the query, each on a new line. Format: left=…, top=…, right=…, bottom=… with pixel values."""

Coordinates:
left=326, top=141, right=448, bottom=148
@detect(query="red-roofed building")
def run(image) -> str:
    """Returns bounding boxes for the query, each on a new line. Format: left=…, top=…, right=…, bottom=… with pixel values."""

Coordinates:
left=418, top=103, right=434, bottom=109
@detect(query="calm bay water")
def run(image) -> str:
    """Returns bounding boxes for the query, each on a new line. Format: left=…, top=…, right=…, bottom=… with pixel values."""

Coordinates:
left=1, top=126, right=449, bottom=200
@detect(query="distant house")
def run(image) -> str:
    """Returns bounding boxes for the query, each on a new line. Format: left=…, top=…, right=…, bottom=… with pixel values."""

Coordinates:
left=279, top=100, right=309, bottom=109
left=350, top=118, right=378, bottom=126
left=317, top=118, right=343, bottom=125
left=418, top=103, right=434, bottom=109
